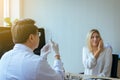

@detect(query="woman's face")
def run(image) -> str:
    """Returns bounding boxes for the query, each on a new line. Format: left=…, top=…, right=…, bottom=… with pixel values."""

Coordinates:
left=90, top=32, right=101, bottom=47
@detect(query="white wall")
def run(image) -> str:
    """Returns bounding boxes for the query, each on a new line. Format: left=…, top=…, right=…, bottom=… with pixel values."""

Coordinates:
left=22, top=0, right=120, bottom=73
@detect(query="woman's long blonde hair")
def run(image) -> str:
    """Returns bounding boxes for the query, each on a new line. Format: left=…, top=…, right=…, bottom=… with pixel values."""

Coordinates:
left=86, top=29, right=104, bottom=52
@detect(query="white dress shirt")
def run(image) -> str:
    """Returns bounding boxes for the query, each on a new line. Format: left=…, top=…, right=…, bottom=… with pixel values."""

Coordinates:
left=82, top=47, right=112, bottom=77
left=0, top=44, right=65, bottom=80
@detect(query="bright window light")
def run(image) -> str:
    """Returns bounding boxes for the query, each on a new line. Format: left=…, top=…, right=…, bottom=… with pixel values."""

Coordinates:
left=4, top=0, right=10, bottom=18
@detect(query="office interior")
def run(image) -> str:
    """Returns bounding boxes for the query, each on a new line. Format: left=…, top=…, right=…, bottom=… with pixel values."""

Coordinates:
left=0, top=0, right=120, bottom=79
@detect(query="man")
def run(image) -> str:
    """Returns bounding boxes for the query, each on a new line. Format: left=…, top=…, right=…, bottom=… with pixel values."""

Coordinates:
left=0, top=18, right=65, bottom=80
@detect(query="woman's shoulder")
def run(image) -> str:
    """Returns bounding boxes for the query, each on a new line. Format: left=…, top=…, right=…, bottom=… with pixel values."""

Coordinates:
left=104, top=46, right=112, bottom=51
left=104, top=43, right=113, bottom=52
left=103, top=47, right=112, bottom=55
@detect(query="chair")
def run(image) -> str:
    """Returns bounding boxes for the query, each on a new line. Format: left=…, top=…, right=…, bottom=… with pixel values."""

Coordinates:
left=110, top=54, right=119, bottom=78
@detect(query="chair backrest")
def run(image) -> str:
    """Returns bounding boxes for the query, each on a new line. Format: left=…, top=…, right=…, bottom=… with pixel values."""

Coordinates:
left=110, top=54, right=118, bottom=78
left=0, top=27, right=14, bottom=58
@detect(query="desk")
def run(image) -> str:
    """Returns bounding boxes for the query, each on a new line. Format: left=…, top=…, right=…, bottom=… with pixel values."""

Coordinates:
left=65, top=72, right=120, bottom=80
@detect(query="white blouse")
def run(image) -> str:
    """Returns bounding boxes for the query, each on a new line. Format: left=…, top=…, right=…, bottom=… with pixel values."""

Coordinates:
left=82, top=47, right=112, bottom=77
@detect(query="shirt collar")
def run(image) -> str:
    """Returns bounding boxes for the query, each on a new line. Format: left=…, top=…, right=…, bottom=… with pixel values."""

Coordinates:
left=13, top=44, right=33, bottom=53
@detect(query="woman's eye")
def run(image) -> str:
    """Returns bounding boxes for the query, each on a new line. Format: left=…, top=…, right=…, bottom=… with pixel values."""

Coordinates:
left=96, top=36, right=99, bottom=38
left=91, top=36, right=94, bottom=39
left=91, top=36, right=99, bottom=39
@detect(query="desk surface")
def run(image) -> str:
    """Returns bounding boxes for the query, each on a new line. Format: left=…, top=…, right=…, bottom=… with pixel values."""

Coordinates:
left=65, top=72, right=120, bottom=80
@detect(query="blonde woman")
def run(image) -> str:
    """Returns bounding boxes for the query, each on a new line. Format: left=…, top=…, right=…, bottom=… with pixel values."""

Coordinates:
left=82, top=29, right=112, bottom=77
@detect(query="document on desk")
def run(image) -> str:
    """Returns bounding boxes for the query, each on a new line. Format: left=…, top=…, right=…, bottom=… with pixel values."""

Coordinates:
left=84, top=78, right=112, bottom=80
left=65, top=72, right=120, bottom=80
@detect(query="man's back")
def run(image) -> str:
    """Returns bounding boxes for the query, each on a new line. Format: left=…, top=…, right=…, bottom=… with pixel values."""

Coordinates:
left=0, top=44, right=64, bottom=80
left=0, top=44, right=40, bottom=80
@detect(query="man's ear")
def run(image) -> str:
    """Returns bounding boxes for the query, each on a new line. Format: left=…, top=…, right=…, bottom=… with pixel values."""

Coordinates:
left=28, top=34, right=34, bottom=42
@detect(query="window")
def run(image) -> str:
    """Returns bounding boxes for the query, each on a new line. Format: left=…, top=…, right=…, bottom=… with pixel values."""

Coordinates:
left=0, top=0, right=22, bottom=26
left=4, top=0, right=10, bottom=18
left=0, top=0, right=4, bottom=25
